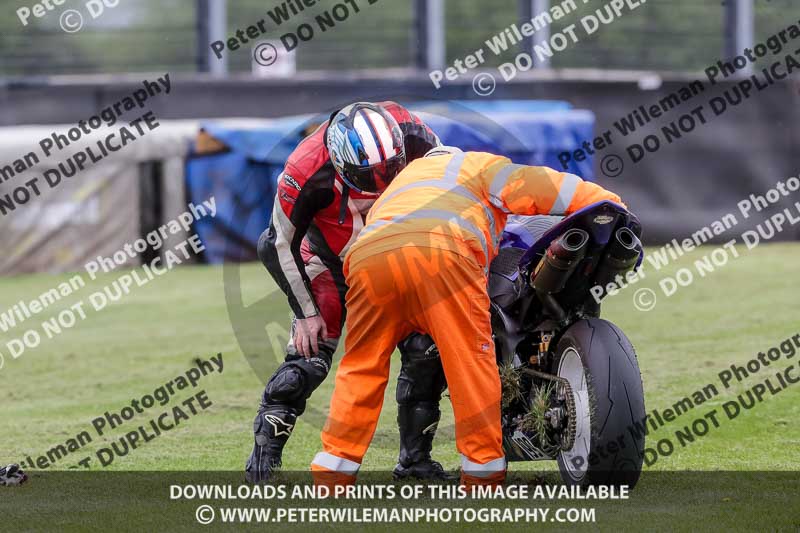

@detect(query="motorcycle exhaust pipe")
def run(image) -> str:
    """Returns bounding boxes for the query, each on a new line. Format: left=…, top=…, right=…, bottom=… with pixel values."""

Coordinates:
left=592, top=227, right=642, bottom=292
left=532, top=228, right=590, bottom=295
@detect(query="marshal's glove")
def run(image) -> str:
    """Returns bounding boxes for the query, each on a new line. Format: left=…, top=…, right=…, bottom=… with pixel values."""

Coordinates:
left=0, top=464, right=28, bottom=486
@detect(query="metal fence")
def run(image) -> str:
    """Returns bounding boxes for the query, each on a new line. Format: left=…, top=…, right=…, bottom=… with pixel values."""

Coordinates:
left=0, top=0, right=796, bottom=77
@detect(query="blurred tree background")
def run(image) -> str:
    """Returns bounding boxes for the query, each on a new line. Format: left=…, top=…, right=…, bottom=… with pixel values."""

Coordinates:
left=0, top=0, right=797, bottom=77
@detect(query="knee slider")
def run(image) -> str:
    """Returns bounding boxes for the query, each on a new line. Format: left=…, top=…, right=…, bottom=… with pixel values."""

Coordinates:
left=265, top=365, right=306, bottom=403
left=398, top=334, right=446, bottom=403
left=265, top=356, right=331, bottom=405
left=399, top=333, right=438, bottom=362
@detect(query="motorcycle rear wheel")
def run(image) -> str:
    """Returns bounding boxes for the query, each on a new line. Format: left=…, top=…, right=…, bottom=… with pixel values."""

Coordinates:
left=551, top=318, right=645, bottom=487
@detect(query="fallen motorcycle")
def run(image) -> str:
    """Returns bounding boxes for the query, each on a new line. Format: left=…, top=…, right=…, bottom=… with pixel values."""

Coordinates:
left=490, top=200, right=646, bottom=487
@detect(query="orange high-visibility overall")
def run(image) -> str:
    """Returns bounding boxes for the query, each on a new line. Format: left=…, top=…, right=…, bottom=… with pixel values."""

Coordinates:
left=311, top=151, right=623, bottom=486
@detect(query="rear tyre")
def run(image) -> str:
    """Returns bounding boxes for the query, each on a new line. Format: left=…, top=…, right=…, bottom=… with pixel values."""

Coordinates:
left=552, top=318, right=645, bottom=487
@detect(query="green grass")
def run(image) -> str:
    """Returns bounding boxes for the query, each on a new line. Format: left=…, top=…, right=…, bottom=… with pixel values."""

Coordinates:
left=0, top=242, right=798, bottom=531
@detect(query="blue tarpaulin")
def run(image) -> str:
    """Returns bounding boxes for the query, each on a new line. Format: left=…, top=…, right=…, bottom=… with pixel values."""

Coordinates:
left=185, top=101, right=595, bottom=263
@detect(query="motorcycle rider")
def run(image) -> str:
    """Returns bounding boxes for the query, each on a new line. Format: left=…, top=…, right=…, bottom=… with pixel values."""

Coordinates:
left=246, top=101, right=448, bottom=482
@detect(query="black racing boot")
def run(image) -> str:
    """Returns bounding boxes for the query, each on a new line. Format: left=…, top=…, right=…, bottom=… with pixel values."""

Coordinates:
left=393, top=403, right=455, bottom=480
left=245, top=407, right=297, bottom=483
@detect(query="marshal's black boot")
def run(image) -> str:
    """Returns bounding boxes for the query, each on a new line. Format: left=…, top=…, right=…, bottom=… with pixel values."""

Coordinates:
left=393, top=403, right=454, bottom=480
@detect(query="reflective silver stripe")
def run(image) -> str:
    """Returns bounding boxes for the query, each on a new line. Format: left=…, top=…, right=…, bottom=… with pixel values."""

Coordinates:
left=373, top=180, right=497, bottom=238
left=460, top=455, right=507, bottom=478
left=373, top=179, right=454, bottom=210
left=361, top=209, right=490, bottom=266
left=461, top=191, right=497, bottom=240
left=311, top=452, right=360, bottom=475
left=359, top=219, right=392, bottom=236
left=443, top=151, right=466, bottom=182
left=371, top=152, right=500, bottom=246
left=489, top=164, right=525, bottom=213
left=372, top=152, right=466, bottom=213
left=550, top=173, right=581, bottom=215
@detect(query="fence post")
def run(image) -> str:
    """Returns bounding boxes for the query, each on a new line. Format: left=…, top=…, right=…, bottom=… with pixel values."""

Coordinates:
left=724, top=0, right=754, bottom=75
left=197, top=0, right=227, bottom=76
left=415, top=0, right=446, bottom=70
left=518, top=0, right=550, bottom=68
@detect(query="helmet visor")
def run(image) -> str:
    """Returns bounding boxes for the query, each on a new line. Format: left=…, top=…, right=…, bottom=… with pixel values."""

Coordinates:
left=342, top=152, right=406, bottom=193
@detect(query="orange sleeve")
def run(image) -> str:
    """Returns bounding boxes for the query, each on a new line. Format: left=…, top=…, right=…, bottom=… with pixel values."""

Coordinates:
left=482, top=160, right=624, bottom=216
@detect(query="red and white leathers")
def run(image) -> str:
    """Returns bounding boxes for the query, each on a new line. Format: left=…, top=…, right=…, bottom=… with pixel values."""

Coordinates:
left=261, top=101, right=441, bottom=342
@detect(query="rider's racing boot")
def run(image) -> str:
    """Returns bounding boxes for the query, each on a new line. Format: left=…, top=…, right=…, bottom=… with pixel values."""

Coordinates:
left=245, top=407, right=297, bottom=483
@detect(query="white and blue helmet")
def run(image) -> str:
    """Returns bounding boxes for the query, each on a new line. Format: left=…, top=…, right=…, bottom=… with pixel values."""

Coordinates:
left=326, top=102, right=406, bottom=194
